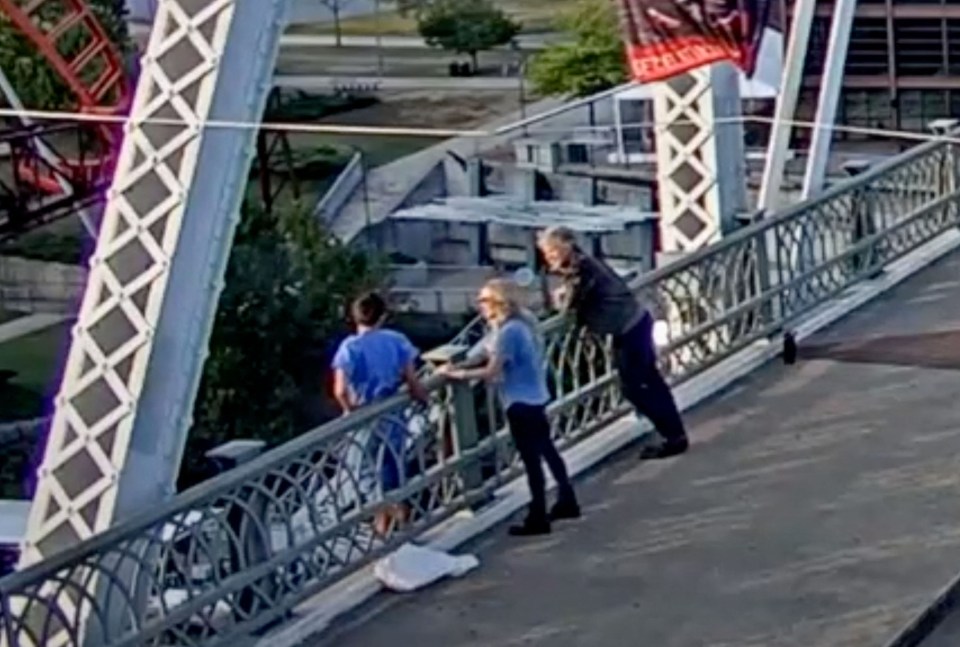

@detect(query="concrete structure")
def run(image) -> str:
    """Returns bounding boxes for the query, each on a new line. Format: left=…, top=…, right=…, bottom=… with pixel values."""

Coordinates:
left=381, top=198, right=657, bottom=315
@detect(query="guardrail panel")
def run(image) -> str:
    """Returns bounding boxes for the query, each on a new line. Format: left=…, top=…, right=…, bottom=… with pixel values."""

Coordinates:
left=3, top=139, right=960, bottom=646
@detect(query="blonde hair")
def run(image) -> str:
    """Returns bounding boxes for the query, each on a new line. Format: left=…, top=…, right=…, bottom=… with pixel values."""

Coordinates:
left=480, top=278, right=523, bottom=323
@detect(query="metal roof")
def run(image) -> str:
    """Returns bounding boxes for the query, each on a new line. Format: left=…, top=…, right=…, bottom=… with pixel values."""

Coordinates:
left=391, top=196, right=656, bottom=233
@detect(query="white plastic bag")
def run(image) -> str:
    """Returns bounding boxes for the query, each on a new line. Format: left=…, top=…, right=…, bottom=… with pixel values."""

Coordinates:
left=374, top=543, right=479, bottom=592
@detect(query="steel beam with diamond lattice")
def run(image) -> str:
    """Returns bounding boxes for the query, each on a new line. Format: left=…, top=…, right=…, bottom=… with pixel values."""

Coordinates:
left=10, top=0, right=291, bottom=643
left=652, top=64, right=748, bottom=254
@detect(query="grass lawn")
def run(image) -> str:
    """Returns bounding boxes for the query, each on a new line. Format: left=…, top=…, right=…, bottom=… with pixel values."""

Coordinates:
left=290, top=0, right=578, bottom=37
left=248, top=130, right=432, bottom=213
left=0, top=321, right=72, bottom=421
left=306, top=133, right=432, bottom=168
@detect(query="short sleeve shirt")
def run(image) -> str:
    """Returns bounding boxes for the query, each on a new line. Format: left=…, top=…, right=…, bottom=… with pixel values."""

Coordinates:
left=493, top=317, right=550, bottom=409
left=331, top=328, right=419, bottom=406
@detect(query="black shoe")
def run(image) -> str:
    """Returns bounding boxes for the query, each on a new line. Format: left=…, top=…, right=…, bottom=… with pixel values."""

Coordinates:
left=549, top=500, right=581, bottom=521
left=639, top=438, right=689, bottom=460
left=508, top=518, right=551, bottom=537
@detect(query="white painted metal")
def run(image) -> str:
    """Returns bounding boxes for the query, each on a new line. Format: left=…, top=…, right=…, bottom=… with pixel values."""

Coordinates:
left=12, top=0, right=291, bottom=642
left=758, top=0, right=816, bottom=210
left=613, top=95, right=626, bottom=163
left=802, top=0, right=858, bottom=199
left=652, top=64, right=747, bottom=253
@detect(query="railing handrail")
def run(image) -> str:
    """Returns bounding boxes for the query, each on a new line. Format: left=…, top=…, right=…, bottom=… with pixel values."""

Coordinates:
left=9, top=135, right=942, bottom=591
left=3, top=133, right=957, bottom=647
left=0, top=375, right=439, bottom=591
left=628, top=134, right=947, bottom=289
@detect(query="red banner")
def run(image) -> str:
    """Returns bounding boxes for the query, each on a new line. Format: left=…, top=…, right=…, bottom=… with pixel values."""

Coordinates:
left=617, top=0, right=772, bottom=83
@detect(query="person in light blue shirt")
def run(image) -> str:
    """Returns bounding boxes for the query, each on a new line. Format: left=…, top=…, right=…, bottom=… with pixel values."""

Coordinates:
left=332, top=292, right=428, bottom=536
left=441, top=279, right=579, bottom=537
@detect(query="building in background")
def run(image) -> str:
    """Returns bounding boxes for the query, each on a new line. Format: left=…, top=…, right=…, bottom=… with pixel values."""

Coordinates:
left=796, top=0, right=960, bottom=140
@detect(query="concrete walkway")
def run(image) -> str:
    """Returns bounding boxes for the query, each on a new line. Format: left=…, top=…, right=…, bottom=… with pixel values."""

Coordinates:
left=279, top=34, right=557, bottom=50
left=310, top=249, right=960, bottom=647
left=273, top=75, right=525, bottom=92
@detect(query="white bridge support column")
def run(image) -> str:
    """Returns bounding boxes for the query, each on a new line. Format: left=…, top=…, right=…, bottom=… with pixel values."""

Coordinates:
left=652, top=63, right=747, bottom=254
left=652, top=64, right=747, bottom=371
left=20, top=0, right=291, bottom=575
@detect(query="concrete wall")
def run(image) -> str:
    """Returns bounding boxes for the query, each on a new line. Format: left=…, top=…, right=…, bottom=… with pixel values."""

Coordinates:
left=396, top=162, right=447, bottom=212
left=330, top=89, right=623, bottom=240
left=315, top=152, right=364, bottom=225
left=0, top=257, right=84, bottom=314
left=378, top=216, right=658, bottom=270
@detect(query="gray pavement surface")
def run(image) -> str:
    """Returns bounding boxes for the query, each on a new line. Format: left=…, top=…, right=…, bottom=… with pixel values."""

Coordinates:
left=276, top=46, right=524, bottom=78
left=280, top=34, right=556, bottom=49
left=309, top=249, right=960, bottom=647
left=273, top=75, right=524, bottom=91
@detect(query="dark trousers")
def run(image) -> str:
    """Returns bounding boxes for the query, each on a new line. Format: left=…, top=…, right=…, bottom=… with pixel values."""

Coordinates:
left=614, top=313, right=688, bottom=444
left=506, top=402, right=576, bottom=522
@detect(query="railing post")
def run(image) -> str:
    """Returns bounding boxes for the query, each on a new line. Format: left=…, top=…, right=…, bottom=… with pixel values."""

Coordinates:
left=201, top=440, right=273, bottom=619
left=450, top=380, right=484, bottom=493
left=842, top=160, right=881, bottom=278
left=422, top=345, right=484, bottom=494
left=928, top=119, right=960, bottom=228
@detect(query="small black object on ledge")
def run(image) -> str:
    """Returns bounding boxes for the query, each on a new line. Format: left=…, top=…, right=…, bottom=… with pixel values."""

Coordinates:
left=783, top=331, right=798, bottom=365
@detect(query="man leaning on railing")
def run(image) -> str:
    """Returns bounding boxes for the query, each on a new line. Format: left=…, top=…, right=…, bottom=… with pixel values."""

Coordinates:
left=537, top=226, right=690, bottom=460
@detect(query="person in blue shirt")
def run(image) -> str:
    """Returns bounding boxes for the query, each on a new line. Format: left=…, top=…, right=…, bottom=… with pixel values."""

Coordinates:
left=440, top=279, right=579, bottom=537
left=332, top=292, right=429, bottom=536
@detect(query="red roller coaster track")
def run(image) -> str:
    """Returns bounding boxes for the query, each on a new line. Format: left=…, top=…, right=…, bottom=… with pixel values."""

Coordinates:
left=1, top=0, right=301, bottom=238
left=0, top=0, right=127, bottom=231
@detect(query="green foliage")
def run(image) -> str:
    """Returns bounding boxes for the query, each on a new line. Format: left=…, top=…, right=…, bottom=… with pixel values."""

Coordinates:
left=0, top=230, right=87, bottom=265
left=0, top=0, right=130, bottom=110
left=416, top=0, right=521, bottom=71
left=183, top=202, right=383, bottom=487
left=527, top=0, right=627, bottom=97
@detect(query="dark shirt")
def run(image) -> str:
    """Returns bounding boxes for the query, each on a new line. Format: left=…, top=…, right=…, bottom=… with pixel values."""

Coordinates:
left=556, top=248, right=645, bottom=336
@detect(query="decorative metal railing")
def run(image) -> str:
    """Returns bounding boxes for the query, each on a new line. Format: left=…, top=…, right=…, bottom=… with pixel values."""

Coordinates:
left=2, top=137, right=959, bottom=647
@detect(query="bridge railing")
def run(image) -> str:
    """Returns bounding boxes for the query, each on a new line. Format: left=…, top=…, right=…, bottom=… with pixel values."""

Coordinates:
left=2, top=137, right=959, bottom=647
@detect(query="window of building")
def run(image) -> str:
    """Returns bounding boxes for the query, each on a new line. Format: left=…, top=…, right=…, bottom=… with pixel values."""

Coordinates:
left=947, top=20, right=960, bottom=75
left=894, top=19, right=946, bottom=76
left=895, top=90, right=950, bottom=132
left=846, top=18, right=889, bottom=76
left=841, top=91, right=895, bottom=139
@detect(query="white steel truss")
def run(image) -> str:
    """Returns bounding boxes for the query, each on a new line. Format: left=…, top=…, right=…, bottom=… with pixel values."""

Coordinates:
left=653, top=64, right=747, bottom=254
left=19, top=0, right=290, bottom=575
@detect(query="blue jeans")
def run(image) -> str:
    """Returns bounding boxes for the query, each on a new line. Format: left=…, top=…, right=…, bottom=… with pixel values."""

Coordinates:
left=366, top=414, right=408, bottom=492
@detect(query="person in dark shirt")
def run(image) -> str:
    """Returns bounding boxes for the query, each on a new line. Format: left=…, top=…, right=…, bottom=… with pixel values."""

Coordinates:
left=537, top=226, right=689, bottom=460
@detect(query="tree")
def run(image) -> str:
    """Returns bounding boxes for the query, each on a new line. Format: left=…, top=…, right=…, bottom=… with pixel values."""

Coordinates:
left=417, top=0, right=521, bottom=73
left=527, top=0, right=628, bottom=97
left=182, top=201, right=383, bottom=488
left=319, top=0, right=356, bottom=48
left=0, top=0, right=130, bottom=110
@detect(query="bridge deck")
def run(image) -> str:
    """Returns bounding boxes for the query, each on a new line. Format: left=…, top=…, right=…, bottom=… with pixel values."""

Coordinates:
left=312, top=250, right=960, bottom=647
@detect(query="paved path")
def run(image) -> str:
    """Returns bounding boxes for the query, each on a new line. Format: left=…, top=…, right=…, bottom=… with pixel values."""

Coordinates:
left=0, top=313, right=68, bottom=345
left=273, top=75, right=524, bottom=91
left=280, top=34, right=557, bottom=50
left=310, top=249, right=960, bottom=647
